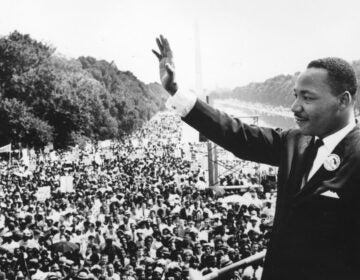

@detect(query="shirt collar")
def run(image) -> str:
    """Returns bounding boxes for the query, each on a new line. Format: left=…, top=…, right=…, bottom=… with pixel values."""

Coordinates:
left=320, top=119, right=356, bottom=152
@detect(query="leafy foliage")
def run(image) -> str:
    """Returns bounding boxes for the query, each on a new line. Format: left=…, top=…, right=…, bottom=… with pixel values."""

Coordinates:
left=78, top=57, right=167, bottom=135
left=0, top=98, right=53, bottom=148
left=0, top=31, right=167, bottom=148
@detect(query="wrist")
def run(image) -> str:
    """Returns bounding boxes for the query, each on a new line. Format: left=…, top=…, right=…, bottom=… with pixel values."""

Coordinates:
left=167, top=82, right=178, bottom=96
left=165, top=88, right=197, bottom=117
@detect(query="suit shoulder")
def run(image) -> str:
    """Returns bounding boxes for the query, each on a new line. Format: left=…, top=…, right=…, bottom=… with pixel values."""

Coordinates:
left=344, top=127, right=360, bottom=158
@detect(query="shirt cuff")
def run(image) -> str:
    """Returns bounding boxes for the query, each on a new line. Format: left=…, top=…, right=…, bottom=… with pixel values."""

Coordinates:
left=165, top=89, right=197, bottom=117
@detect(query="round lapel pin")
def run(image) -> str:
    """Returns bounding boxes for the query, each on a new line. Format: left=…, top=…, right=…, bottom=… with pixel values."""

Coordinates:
left=323, top=154, right=341, bottom=171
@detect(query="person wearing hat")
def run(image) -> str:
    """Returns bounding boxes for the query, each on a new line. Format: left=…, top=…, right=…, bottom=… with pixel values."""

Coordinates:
left=0, top=231, right=17, bottom=253
left=20, top=228, right=40, bottom=250
left=245, top=215, right=261, bottom=235
left=159, top=246, right=171, bottom=260
left=199, top=242, right=214, bottom=270
left=220, top=255, right=233, bottom=268
left=90, top=264, right=102, bottom=279
left=182, top=248, right=194, bottom=266
left=227, top=247, right=240, bottom=263
left=152, top=266, right=164, bottom=280
left=46, top=274, right=61, bottom=280
left=124, top=264, right=136, bottom=280
left=15, top=271, right=25, bottom=280
left=50, top=263, right=61, bottom=273
left=74, top=271, right=91, bottom=280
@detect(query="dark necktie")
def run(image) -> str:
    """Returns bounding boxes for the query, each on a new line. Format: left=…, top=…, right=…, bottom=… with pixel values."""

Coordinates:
left=302, top=138, right=324, bottom=185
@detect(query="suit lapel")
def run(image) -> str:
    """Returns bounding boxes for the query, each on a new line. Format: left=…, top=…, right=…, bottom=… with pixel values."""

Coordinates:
left=296, top=164, right=331, bottom=195
left=285, top=136, right=312, bottom=196
left=293, top=125, right=359, bottom=201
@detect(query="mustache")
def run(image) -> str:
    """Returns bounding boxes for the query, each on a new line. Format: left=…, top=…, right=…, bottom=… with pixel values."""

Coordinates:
left=294, top=114, right=307, bottom=119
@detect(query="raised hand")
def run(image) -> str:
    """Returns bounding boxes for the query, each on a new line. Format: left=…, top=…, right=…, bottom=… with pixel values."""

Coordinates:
left=152, top=35, right=178, bottom=95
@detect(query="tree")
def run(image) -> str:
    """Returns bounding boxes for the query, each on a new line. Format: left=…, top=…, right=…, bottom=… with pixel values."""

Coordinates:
left=0, top=32, right=166, bottom=148
left=0, top=31, right=55, bottom=147
left=0, top=98, right=53, bottom=148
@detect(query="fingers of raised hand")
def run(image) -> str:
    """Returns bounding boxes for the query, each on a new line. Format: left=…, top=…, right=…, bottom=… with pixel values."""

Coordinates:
left=160, top=34, right=167, bottom=48
left=152, top=50, right=162, bottom=61
left=156, top=37, right=164, bottom=54
left=161, top=36, right=173, bottom=59
left=156, top=35, right=173, bottom=59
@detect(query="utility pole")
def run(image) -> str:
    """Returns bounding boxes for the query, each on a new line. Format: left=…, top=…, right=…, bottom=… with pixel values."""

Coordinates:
left=194, top=21, right=218, bottom=186
left=206, top=96, right=218, bottom=186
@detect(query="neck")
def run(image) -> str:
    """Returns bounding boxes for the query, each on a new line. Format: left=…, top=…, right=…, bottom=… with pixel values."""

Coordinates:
left=322, top=109, right=355, bottom=138
left=342, top=108, right=356, bottom=128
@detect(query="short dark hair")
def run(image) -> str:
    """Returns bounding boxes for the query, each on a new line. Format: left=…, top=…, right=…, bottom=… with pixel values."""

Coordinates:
left=307, top=57, right=357, bottom=96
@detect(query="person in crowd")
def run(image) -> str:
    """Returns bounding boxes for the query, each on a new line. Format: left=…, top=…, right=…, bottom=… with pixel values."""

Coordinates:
left=0, top=102, right=278, bottom=280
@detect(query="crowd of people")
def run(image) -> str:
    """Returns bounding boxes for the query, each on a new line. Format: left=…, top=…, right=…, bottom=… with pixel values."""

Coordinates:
left=0, top=111, right=277, bottom=280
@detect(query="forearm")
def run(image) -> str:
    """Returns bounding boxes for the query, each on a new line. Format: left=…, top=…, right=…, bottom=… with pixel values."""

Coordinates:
left=182, top=98, right=284, bottom=166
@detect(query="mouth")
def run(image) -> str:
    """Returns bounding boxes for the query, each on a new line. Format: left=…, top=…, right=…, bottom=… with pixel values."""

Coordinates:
left=294, top=115, right=308, bottom=125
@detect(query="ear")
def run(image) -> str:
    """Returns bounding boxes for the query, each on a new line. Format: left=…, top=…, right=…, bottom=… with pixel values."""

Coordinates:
left=338, top=91, right=352, bottom=110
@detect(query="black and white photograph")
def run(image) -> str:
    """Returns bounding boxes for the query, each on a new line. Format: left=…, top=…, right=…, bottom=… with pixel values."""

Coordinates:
left=0, top=1, right=360, bottom=279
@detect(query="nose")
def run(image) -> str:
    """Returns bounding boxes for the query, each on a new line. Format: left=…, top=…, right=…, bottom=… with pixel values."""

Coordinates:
left=291, top=97, right=302, bottom=113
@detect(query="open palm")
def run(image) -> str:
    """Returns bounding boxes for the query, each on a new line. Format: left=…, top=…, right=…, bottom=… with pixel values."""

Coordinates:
left=152, top=35, right=178, bottom=95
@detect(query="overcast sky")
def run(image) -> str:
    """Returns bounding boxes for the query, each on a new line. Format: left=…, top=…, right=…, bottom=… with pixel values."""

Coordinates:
left=1, top=0, right=360, bottom=91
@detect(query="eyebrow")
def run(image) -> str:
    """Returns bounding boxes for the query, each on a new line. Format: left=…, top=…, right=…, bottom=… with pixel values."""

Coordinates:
left=293, top=89, right=316, bottom=95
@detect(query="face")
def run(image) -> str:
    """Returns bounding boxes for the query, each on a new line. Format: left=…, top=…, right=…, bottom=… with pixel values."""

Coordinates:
left=70, top=265, right=79, bottom=274
left=107, top=264, right=114, bottom=275
left=100, top=255, right=108, bottom=265
left=136, top=249, right=143, bottom=258
left=137, top=270, right=146, bottom=279
left=184, top=253, right=192, bottom=262
left=292, top=68, right=345, bottom=138
left=205, top=246, right=212, bottom=254
left=194, top=244, right=202, bottom=254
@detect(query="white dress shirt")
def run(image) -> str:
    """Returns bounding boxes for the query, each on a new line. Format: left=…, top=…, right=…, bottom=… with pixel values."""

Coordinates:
left=308, top=120, right=356, bottom=180
left=165, top=89, right=196, bottom=117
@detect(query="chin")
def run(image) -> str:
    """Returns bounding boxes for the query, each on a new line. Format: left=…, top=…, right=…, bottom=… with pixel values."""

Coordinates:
left=298, top=127, right=315, bottom=136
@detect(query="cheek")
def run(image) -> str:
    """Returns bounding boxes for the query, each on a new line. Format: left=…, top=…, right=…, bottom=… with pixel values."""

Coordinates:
left=317, top=104, right=338, bottom=125
left=306, top=104, right=329, bottom=122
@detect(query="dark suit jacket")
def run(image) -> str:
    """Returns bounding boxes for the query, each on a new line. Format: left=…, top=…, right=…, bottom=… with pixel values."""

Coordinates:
left=183, top=100, right=360, bottom=280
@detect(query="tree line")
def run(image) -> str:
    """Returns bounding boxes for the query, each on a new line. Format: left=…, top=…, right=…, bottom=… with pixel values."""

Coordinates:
left=210, top=62, right=360, bottom=112
left=0, top=31, right=167, bottom=149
